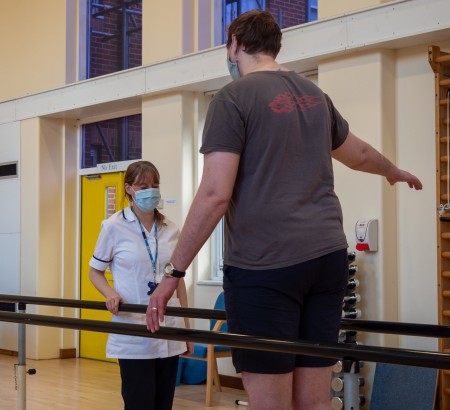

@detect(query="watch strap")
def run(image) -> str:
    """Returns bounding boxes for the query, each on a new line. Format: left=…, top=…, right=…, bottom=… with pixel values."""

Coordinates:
left=169, top=269, right=185, bottom=278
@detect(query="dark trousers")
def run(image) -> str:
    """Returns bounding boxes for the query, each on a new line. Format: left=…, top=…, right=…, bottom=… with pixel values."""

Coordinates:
left=118, top=356, right=179, bottom=410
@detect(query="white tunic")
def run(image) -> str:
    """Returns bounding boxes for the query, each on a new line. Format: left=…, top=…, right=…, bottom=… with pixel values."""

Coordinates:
left=89, top=207, right=186, bottom=359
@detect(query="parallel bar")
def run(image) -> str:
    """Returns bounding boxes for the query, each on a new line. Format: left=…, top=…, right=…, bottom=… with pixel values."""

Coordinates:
left=0, top=311, right=449, bottom=371
left=0, top=294, right=224, bottom=320
left=340, top=319, right=450, bottom=338
left=1, top=294, right=450, bottom=338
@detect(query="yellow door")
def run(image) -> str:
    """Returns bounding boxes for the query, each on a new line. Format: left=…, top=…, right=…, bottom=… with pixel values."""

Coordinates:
left=80, top=172, right=125, bottom=361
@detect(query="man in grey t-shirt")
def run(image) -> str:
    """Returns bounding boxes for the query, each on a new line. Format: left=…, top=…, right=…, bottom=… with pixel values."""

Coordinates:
left=147, top=10, right=422, bottom=410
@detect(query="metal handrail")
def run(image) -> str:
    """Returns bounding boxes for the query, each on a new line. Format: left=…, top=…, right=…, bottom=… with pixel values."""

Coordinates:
left=1, top=293, right=447, bottom=410
left=0, top=310, right=449, bottom=370
left=1, top=293, right=450, bottom=338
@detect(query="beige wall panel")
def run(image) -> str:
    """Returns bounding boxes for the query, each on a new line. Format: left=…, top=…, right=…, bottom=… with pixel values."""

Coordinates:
left=36, top=118, right=65, bottom=358
left=0, top=0, right=67, bottom=102
left=319, top=0, right=392, bottom=19
left=378, top=50, right=400, bottom=349
left=396, top=43, right=447, bottom=351
left=320, top=50, right=399, bottom=347
left=141, top=92, right=196, bottom=298
left=0, top=0, right=66, bottom=100
left=320, top=49, right=399, bottom=407
left=142, top=0, right=195, bottom=64
left=142, top=93, right=191, bottom=228
left=21, top=117, right=66, bottom=358
left=61, top=120, right=79, bottom=350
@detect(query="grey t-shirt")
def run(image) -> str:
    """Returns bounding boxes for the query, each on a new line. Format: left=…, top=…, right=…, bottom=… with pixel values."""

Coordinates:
left=200, top=70, right=349, bottom=270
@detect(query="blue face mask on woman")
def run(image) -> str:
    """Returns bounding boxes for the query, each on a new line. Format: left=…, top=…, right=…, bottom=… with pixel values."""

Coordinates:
left=133, top=188, right=161, bottom=213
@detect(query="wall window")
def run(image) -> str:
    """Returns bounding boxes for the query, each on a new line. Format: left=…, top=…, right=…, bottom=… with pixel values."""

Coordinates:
left=81, top=114, right=142, bottom=169
left=83, top=2, right=143, bottom=169
left=87, top=0, right=142, bottom=79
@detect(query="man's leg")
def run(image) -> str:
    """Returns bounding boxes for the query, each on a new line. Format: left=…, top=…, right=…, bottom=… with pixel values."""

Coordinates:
left=242, top=371, right=293, bottom=410
left=292, top=366, right=333, bottom=410
left=292, top=250, right=348, bottom=409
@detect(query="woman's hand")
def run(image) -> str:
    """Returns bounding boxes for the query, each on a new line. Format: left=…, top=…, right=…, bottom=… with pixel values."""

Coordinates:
left=89, top=268, right=125, bottom=315
left=105, top=292, right=124, bottom=315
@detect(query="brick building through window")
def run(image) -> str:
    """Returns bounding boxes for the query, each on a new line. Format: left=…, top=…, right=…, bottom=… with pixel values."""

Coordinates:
left=82, top=0, right=142, bottom=169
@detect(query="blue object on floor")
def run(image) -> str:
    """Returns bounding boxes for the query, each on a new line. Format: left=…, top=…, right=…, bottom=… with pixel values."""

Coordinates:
left=180, top=354, right=207, bottom=384
left=370, top=362, right=437, bottom=409
left=176, top=357, right=185, bottom=386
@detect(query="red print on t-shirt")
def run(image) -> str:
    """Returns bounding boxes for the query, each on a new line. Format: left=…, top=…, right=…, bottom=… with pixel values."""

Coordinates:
left=268, top=92, right=321, bottom=113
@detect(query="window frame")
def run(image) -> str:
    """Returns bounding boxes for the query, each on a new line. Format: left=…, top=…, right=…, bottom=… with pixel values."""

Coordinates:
left=211, top=218, right=225, bottom=280
left=306, top=0, right=318, bottom=22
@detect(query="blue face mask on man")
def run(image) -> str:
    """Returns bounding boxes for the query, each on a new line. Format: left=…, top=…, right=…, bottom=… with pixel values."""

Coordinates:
left=133, top=188, right=160, bottom=213
left=227, top=52, right=241, bottom=80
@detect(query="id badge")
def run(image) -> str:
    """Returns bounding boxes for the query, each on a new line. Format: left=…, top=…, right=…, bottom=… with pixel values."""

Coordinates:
left=147, top=281, right=158, bottom=296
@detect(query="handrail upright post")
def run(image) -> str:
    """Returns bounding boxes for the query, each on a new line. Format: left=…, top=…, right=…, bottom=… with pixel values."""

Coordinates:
left=17, top=302, right=26, bottom=410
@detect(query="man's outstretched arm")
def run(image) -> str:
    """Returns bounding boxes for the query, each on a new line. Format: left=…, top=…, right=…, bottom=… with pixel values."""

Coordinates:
left=146, top=151, right=240, bottom=332
left=332, top=131, right=423, bottom=190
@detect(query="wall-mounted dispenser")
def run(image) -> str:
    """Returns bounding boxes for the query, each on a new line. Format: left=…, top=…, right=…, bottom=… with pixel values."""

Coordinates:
left=355, top=219, right=378, bottom=252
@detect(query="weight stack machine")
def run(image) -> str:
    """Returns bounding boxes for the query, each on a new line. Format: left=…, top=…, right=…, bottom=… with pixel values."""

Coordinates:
left=330, top=251, right=366, bottom=410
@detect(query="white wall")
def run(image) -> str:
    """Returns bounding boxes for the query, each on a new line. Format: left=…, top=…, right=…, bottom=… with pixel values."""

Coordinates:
left=0, top=121, right=20, bottom=351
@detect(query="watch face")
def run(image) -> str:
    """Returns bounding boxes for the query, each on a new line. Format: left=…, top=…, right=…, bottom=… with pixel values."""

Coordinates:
left=164, top=262, right=185, bottom=278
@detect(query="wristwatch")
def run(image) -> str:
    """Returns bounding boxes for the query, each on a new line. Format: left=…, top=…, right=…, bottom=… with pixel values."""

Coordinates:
left=163, top=262, right=186, bottom=278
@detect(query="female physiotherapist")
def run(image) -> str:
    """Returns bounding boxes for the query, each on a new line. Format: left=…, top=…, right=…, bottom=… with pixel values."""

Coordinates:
left=89, top=160, right=193, bottom=410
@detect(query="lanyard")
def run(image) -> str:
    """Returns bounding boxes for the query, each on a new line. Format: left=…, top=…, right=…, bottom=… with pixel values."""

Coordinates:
left=131, top=207, right=158, bottom=276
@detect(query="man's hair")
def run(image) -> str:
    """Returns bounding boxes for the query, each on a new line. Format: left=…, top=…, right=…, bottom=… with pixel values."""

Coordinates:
left=226, top=9, right=282, bottom=58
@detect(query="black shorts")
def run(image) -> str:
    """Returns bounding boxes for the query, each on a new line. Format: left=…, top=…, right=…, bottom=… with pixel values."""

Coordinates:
left=223, top=248, right=348, bottom=374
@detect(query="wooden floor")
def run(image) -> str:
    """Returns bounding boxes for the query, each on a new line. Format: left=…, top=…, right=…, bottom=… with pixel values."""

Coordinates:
left=0, top=354, right=248, bottom=410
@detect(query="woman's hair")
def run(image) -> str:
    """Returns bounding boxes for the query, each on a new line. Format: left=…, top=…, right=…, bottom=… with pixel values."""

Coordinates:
left=226, top=9, right=282, bottom=58
left=124, top=160, right=165, bottom=225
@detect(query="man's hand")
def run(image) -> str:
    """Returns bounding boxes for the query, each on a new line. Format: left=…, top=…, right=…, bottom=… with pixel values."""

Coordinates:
left=146, top=276, right=179, bottom=332
left=386, top=169, right=423, bottom=190
left=332, top=132, right=423, bottom=191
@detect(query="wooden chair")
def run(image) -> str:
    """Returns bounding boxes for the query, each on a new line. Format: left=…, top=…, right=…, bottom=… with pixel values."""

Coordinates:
left=181, top=291, right=231, bottom=407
